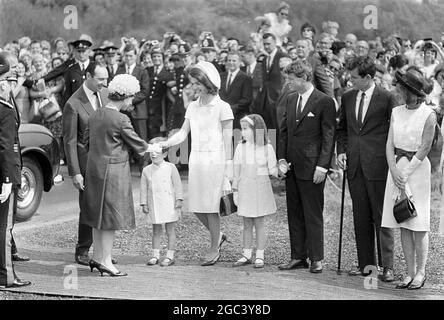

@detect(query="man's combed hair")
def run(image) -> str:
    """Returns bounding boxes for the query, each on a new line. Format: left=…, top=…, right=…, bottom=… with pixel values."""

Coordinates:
left=347, top=56, right=376, bottom=78
left=262, top=33, right=276, bottom=41
left=284, top=59, right=312, bottom=81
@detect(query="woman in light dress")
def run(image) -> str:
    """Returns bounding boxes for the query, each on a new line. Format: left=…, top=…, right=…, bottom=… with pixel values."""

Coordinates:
left=381, top=66, right=437, bottom=290
left=160, top=61, right=234, bottom=266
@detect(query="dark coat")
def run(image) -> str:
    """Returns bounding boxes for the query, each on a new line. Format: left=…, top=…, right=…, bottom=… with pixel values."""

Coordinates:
left=219, top=70, right=253, bottom=129
left=146, top=66, right=174, bottom=128
left=63, top=86, right=109, bottom=177
left=252, top=49, right=287, bottom=129
left=336, top=86, right=396, bottom=180
left=307, top=55, right=334, bottom=98
left=63, top=61, right=93, bottom=106
left=116, top=64, right=150, bottom=120
left=0, top=98, right=21, bottom=187
left=81, top=107, right=148, bottom=230
left=278, top=88, right=337, bottom=180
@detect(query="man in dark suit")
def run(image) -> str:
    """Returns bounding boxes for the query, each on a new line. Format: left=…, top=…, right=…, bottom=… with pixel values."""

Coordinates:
left=0, top=54, right=31, bottom=288
left=253, top=33, right=287, bottom=131
left=146, top=47, right=174, bottom=139
left=116, top=43, right=150, bottom=142
left=63, top=35, right=94, bottom=106
left=240, top=45, right=263, bottom=108
left=296, top=39, right=334, bottom=98
left=337, top=56, right=396, bottom=282
left=104, top=44, right=120, bottom=83
left=220, top=51, right=252, bottom=130
left=62, top=62, right=110, bottom=266
left=277, top=60, right=336, bottom=274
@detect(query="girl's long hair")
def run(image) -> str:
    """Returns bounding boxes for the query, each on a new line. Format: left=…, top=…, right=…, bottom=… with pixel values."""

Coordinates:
left=240, top=114, right=269, bottom=146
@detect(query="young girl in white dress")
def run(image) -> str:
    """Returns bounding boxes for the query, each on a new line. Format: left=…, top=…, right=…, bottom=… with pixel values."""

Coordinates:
left=141, top=137, right=183, bottom=267
left=232, top=114, right=278, bottom=268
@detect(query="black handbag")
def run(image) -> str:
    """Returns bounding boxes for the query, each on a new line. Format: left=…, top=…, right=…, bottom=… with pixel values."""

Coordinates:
left=219, top=192, right=237, bottom=217
left=393, top=192, right=417, bottom=224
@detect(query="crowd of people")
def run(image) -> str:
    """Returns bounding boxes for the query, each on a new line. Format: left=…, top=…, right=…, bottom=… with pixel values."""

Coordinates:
left=1, top=1, right=444, bottom=291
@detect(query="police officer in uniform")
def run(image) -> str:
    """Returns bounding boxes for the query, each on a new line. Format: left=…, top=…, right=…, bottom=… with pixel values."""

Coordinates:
left=0, top=54, right=31, bottom=288
left=63, top=34, right=94, bottom=105
left=146, top=47, right=174, bottom=139
left=104, top=44, right=120, bottom=83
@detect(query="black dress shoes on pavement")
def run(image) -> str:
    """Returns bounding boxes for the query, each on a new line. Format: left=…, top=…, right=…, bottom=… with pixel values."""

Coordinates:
left=380, top=267, right=395, bottom=282
left=348, top=266, right=371, bottom=277
left=278, top=259, right=309, bottom=270
left=7, top=278, right=32, bottom=288
left=12, top=253, right=30, bottom=262
left=309, top=261, right=323, bottom=274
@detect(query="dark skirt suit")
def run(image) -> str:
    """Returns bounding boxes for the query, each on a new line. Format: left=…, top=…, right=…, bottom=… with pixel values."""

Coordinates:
left=81, top=107, right=148, bottom=230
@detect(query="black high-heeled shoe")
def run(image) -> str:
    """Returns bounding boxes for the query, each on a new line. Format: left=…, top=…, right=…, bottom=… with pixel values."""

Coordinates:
left=89, top=259, right=101, bottom=273
left=97, top=263, right=128, bottom=277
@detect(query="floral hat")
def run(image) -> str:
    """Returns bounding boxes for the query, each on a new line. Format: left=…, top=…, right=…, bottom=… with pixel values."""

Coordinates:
left=108, top=74, right=140, bottom=101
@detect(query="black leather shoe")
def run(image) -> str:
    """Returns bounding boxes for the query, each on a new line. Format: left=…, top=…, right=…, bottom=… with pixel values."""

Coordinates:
left=309, top=261, right=323, bottom=273
left=380, top=267, right=395, bottom=282
left=408, top=275, right=427, bottom=290
left=348, top=266, right=370, bottom=276
left=278, top=259, right=309, bottom=270
left=6, top=278, right=31, bottom=288
left=75, top=255, right=90, bottom=266
left=12, top=254, right=30, bottom=262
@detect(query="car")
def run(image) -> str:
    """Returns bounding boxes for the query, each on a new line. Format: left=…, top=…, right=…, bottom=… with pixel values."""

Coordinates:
left=17, top=123, right=60, bottom=222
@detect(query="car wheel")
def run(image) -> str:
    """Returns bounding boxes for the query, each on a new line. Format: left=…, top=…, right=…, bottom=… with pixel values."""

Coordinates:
left=16, top=157, right=44, bottom=222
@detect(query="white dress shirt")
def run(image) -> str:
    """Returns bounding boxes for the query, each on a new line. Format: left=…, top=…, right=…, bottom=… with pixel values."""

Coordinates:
left=83, top=83, right=99, bottom=110
left=296, top=83, right=315, bottom=114
left=247, top=61, right=257, bottom=76
left=126, top=63, right=136, bottom=75
left=355, top=82, right=376, bottom=123
left=267, top=48, right=278, bottom=70
left=226, top=68, right=240, bottom=88
left=78, top=59, right=90, bottom=71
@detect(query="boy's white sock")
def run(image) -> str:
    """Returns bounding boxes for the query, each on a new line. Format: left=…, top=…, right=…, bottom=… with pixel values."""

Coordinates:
left=166, top=250, right=175, bottom=260
left=153, top=249, right=161, bottom=258
left=256, top=249, right=264, bottom=260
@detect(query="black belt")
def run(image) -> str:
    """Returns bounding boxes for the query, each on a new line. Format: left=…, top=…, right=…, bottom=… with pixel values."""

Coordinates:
left=394, top=148, right=416, bottom=163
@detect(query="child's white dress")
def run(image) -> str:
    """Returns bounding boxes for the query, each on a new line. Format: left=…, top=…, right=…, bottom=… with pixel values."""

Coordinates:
left=140, top=161, right=183, bottom=224
left=233, top=142, right=278, bottom=217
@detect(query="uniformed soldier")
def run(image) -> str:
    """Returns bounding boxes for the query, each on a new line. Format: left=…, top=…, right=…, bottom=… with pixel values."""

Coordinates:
left=0, top=53, right=31, bottom=288
left=63, top=34, right=94, bottom=105
left=146, top=47, right=174, bottom=139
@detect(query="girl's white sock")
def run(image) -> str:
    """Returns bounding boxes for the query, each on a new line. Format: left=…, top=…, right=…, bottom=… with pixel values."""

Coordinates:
left=256, top=249, right=264, bottom=260
left=166, top=250, right=175, bottom=260
left=153, top=249, right=161, bottom=258
left=243, top=248, right=253, bottom=259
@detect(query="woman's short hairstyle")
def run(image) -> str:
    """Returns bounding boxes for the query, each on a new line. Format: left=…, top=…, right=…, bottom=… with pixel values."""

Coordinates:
left=240, top=114, right=269, bottom=146
left=300, top=22, right=316, bottom=35
left=284, top=59, right=313, bottom=82
left=51, top=56, right=63, bottom=68
left=188, top=66, right=218, bottom=95
left=347, top=56, right=376, bottom=78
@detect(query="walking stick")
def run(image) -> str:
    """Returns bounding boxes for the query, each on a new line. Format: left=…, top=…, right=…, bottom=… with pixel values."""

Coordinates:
left=337, top=166, right=347, bottom=275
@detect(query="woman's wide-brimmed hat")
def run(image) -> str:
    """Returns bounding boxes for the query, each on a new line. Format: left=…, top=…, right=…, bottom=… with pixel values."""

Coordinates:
left=395, top=68, right=426, bottom=98
left=194, top=60, right=221, bottom=89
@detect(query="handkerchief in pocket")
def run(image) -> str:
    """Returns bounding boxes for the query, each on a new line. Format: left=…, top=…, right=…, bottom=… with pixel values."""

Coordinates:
left=308, top=112, right=315, bottom=117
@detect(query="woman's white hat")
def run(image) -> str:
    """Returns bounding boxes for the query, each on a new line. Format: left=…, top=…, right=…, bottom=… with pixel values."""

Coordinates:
left=194, top=60, right=221, bottom=89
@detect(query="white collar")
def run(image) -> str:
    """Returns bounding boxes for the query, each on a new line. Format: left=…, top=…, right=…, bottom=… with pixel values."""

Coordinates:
left=300, top=83, right=315, bottom=100
left=359, top=81, right=376, bottom=98
left=83, top=82, right=95, bottom=97
left=228, top=68, right=240, bottom=78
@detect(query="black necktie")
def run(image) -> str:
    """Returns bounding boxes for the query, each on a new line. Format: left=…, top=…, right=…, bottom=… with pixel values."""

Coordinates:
left=357, top=92, right=365, bottom=128
left=296, top=95, right=303, bottom=120
left=94, top=92, right=102, bottom=109
left=226, top=73, right=232, bottom=91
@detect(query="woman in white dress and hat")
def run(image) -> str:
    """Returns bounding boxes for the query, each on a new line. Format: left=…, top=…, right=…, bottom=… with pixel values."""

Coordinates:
left=381, top=66, right=437, bottom=290
left=159, top=61, right=234, bottom=266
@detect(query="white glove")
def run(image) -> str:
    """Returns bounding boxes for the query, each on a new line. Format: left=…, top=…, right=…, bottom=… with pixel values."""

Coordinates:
left=0, top=183, right=12, bottom=203
left=224, top=159, right=233, bottom=181
left=402, top=156, right=422, bottom=179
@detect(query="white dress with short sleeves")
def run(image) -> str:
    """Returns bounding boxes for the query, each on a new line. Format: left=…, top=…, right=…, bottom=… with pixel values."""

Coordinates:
left=233, top=142, right=278, bottom=217
left=185, top=95, right=234, bottom=213
left=381, top=104, right=433, bottom=231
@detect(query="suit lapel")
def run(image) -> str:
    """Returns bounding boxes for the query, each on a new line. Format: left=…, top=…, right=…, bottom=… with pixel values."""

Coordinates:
left=78, top=87, right=95, bottom=115
left=296, top=89, right=317, bottom=126
left=349, top=90, right=359, bottom=133
left=287, top=92, right=298, bottom=129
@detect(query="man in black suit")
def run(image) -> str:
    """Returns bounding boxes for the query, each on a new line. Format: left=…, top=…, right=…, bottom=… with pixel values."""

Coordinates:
left=253, top=33, right=287, bottom=131
left=62, top=62, right=110, bottom=266
left=240, top=45, right=263, bottom=107
left=0, top=54, right=31, bottom=288
left=220, top=51, right=253, bottom=130
left=277, top=60, right=336, bottom=273
left=116, top=44, right=150, bottom=142
left=104, top=44, right=120, bottom=83
left=336, top=56, right=396, bottom=281
left=63, top=35, right=94, bottom=105
left=146, top=47, right=174, bottom=139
